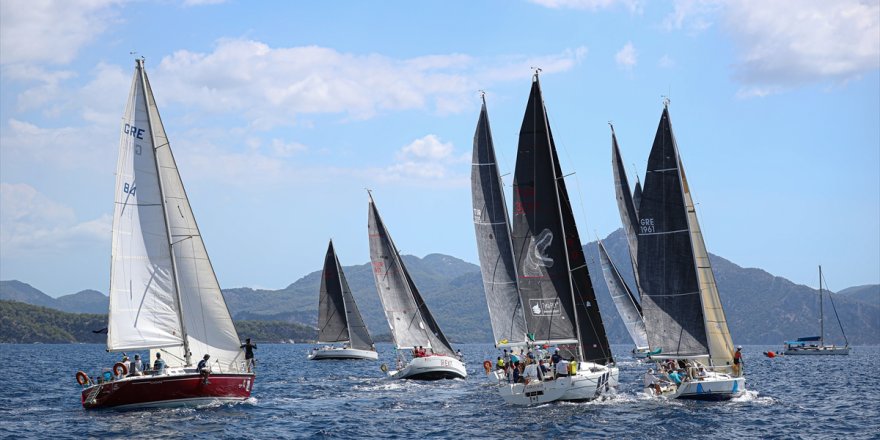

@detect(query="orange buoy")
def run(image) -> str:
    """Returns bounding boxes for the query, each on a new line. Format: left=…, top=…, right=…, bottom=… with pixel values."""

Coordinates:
left=113, top=362, right=128, bottom=377
left=76, top=371, right=90, bottom=386
left=482, top=360, right=492, bottom=373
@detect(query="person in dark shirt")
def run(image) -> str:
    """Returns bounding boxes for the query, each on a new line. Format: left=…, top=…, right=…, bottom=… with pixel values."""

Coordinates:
left=153, top=352, right=166, bottom=374
left=197, top=354, right=211, bottom=384
left=240, top=338, right=257, bottom=372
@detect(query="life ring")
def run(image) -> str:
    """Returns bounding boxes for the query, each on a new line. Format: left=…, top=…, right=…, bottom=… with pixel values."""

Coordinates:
left=482, top=360, right=492, bottom=373
left=113, top=362, right=128, bottom=377
left=76, top=371, right=90, bottom=386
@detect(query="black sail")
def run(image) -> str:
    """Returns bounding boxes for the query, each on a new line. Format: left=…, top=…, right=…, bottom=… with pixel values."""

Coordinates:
left=611, top=126, right=643, bottom=306
left=636, top=105, right=709, bottom=357
left=511, top=75, right=613, bottom=364
left=470, top=96, right=529, bottom=346
left=317, top=241, right=350, bottom=344
left=632, top=180, right=643, bottom=216
left=335, top=242, right=374, bottom=350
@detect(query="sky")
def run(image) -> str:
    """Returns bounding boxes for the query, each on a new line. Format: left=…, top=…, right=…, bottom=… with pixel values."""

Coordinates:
left=1, top=0, right=878, bottom=298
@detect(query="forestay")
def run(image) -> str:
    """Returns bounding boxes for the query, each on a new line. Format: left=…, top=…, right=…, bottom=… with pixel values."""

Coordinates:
left=470, top=96, right=529, bottom=347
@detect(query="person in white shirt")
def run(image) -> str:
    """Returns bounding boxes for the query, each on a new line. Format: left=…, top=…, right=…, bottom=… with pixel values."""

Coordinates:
left=129, top=354, right=143, bottom=376
left=644, top=368, right=662, bottom=395
left=555, top=359, right=569, bottom=378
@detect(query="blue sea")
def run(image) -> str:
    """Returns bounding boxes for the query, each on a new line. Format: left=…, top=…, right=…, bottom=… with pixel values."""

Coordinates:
left=0, top=344, right=876, bottom=439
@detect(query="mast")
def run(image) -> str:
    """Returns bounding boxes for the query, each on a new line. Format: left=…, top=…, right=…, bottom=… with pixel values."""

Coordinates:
left=819, top=265, right=824, bottom=346
left=138, top=58, right=191, bottom=365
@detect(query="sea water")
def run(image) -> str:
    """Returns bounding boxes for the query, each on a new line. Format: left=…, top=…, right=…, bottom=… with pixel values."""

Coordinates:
left=0, top=344, right=876, bottom=439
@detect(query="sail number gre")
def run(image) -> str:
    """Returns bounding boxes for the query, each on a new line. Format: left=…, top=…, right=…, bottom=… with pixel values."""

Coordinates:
left=123, top=123, right=145, bottom=140
left=640, top=218, right=655, bottom=234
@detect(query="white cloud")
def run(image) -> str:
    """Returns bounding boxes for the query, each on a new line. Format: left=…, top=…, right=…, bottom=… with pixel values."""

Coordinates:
left=528, top=0, right=642, bottom=13
left=662, top=0, right=721, bottom=33
left=615, top=42, right=638, bottom=70
left=384, top=135, right=468, bottom=183
left=0, top=0, right=123, bottom=66
left=658, top=55, right=675, bottom=69
left=0, top=183, right=110, bottom=256
left=726, top=0, right=880, bottom=96
left=149, top=40, right=588, bottom=127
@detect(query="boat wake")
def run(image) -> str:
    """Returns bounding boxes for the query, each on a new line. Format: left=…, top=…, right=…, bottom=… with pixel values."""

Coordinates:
left=731, top=389, right=774, bottom=405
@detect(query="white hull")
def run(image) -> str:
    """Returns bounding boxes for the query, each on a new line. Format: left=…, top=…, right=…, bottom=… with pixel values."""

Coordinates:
left=784, top=346, right=850, bottom=356
left=648, top=371, right=745, bottom=401
left=498, top=363, right=619, bottom=406
left=386, top=355, right=466, bottom=380
left=308, top=347, right=378, bottom=361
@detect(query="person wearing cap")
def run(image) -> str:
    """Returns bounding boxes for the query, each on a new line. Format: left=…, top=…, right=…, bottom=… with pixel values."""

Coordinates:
left=644, top=368, right=662, bottom=395
left=197, top=354, right=211, bottom=384
left=733, top=346, right=744, bottom=376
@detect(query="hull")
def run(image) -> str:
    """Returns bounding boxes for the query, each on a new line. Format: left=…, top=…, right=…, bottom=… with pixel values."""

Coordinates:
left=308, top=347, right=378, bottom=361
left=498, top=363, right=619, bottom=406
left=647, top=372, right=744, bottom=401
left=387, top=355, right=466, bottom=380
left=81, top=371, right=254, bottom=410
left=784, top=346, right=850, bottom=356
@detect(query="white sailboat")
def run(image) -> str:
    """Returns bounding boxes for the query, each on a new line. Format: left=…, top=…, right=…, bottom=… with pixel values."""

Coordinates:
left=783, top=266, right=850, bottom=355
left=76, top=59, right=254, bottom=409
left=308, top=240, right=378, bottom=361
left=472, top=77, right=618, bottom=405
left=632, top=102, right=745, bottom=400
left=367, top=192, right=466, bottom=380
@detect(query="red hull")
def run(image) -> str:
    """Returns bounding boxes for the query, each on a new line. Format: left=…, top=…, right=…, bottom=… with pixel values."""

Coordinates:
left=81, top=373, right=255, bottom=410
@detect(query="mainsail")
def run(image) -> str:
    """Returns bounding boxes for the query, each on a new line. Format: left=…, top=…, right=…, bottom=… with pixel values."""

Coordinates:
left=108, top=59, right=244, bottom=372
left=598, top=240, right=648, bottom=349
left=367, top=193, right=455, bottom=354
left=510, top=74, right=613, bottom=364
left=470, top=95, right=529, bottom=347
left=317, top=240, right=374, bottom=350
left=637, top=104, right=722, bottom=360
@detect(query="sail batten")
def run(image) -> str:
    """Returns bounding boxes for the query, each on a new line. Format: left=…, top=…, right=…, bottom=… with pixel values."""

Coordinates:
left=471, top=97, right=530, bottom=347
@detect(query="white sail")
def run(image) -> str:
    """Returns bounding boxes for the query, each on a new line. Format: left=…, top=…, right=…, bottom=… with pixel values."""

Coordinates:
left=107, top=62, right=184, bottom=352
left=110, top=60, right=244, bottom=373
left=680, top=162, right=734, bottom=367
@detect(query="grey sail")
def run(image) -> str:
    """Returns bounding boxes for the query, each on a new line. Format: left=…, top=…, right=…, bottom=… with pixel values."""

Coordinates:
left=511, top=75, right=613, bottom=364
left=636, top=105, right=708, bottom=357
left=598, top=240, right=648, bottom=349
left=335, top=243, right=374, bottom=350
left=470, top=95, right=529, bottom=347
left=367, top=193, right=455, bottom=354
left=610, top=126, right=643, bottom=303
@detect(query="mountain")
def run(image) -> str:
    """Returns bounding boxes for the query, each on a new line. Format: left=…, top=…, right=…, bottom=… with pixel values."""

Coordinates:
left=54, top=290, right=109, bottom=314
left=2, top=230, right=878, bottom=345
left=838, top=285, right=879, bottom=306
left=0, top=300, right=317, bottom=344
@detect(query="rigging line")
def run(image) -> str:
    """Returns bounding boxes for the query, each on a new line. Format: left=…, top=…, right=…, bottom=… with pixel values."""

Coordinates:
left=822, top=273, right=849, bottom=345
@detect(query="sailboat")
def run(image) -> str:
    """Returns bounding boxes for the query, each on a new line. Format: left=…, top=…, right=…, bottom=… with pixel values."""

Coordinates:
left=472, top=74, right=618, bottom=405
left=633, top=102, right=744, bottom=400
left=598, top=125, right=652, bottom=358
left=367, top=192, right=467, bottom=380
left=783, top=266, right=850, bottom=355
left=75, top=59, right=254, bottom=409
left=308, top=240, right=378, bottom=361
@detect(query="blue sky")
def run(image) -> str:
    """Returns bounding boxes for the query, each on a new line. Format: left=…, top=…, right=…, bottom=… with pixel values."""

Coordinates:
left=1, top=0, right=878, bottom=297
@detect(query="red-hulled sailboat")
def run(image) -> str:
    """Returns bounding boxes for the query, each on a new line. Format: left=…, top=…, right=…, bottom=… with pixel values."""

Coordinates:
left=77, top=58, right=255, bottom=409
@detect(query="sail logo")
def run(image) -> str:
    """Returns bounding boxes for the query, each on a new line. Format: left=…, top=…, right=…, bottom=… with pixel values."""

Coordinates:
left=529, top=298, right=561, bottom=316
left=640, top=218, right=655, bottom=234
left=123, top=123, right=145, bottom=140
left=523, top=229, right=554, bottom=277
